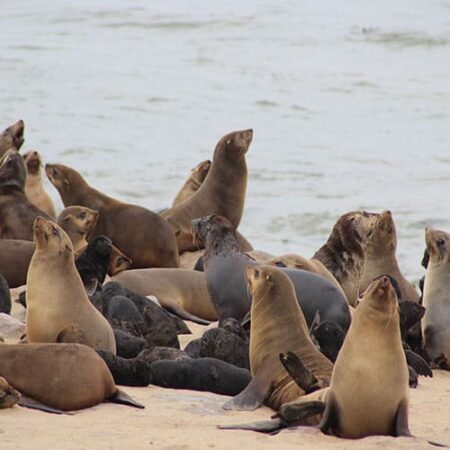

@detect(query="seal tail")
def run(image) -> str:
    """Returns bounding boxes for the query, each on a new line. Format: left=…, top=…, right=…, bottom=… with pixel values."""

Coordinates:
left=109, top=389, right=145, bottom=409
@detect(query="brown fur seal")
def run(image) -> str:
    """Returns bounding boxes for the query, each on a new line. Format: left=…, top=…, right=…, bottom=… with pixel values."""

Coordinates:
left=172, top=159, right=211, bottom=207
left=0, top=343, right=143, bottom=411
left=26, top=217, right=116, bottom=353
left=223, top=265, right=333, bottom=411
left=313, top=211, right=370, bottom=307
left=46, top=163, right=179, bottom=268
left=23, top=150, right=56, bottom=218
left=422, top=227, right=450, bottom=366
left=0, top=240, right=35, bottom=288
left=113, top=268, right=217, bottom=321
left=162, top=129, right=253, bottom=253
left=359, top=210, right=419, bottom=302
left=0, top=149, right=53, bottom=240
left=0, top=120, right=24, bottom=155
left=57, top=205, right=99, bottom=256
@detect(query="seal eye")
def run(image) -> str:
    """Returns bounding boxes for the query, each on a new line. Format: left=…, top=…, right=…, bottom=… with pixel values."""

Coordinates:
left=226, top=140, right=231, bottom=145
left=437, top=238, right=445, bottom=247
left=52, top=227, right=59, bottom=236
left=206, top=225, right=211, bottom=231
left=266, top=275, right=271, bottom=281
left=79, top=212, right=86, bottom=220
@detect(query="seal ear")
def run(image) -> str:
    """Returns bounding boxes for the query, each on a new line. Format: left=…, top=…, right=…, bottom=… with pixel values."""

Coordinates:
left=265, top=274, right=271, bottom=281
left=63, top=178, right=70, bottom=185
left=63, top=214, right=72, bottom=222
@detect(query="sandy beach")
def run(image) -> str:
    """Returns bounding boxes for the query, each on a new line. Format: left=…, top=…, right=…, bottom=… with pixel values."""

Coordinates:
left=1, top=322, right=449, bottom=450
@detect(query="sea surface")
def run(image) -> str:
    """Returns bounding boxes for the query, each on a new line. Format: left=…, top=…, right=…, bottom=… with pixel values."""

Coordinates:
left=1, top=0, right=450, bottom=283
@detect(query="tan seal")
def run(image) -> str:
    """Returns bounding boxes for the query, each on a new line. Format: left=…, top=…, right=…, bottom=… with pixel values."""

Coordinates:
left=57, top=205, right=99, bottom=256
left=0, top=120, right=24, bottom=156
left=223, top=265, right=333, bottom=411
left=162, top=129, right=253, bottom=253
left=113, top=268, right=217, bottom=321
left=23, top=150, right=56, bottom=218
left=359, top=210, right=419, bottom=302
left=422, top=227, right=450, bottom=367
left=46, top=163, right=179, bottom=268
left=26, top=217, right=116, bottom=353
left=0, top=343, right=143, bottom=411
left=172, top=159, right=211, bottom=207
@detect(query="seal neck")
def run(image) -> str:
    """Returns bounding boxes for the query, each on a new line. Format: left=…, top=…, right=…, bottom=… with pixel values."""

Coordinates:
left=203, top=228, right=240, bottom=259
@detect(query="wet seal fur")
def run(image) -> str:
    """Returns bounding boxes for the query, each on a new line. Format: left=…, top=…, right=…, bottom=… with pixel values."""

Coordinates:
left=26, top=217, right=116, bottom=353
left=46, top=162, right=179, bottom=268
left=0, top=120, right=24, bottom=156
left=23, top=150, right=56, bottom=218
left=223, top=265, right=333, bottom=411
left=0, top=149, right=52, bottom=240
left=422, top=227, right=450, bottom=367
left=162, top=129, right=253, bottom=253
left=0, top=343, right=143, bottom=411
left=313, top=211, right=370, bottom=307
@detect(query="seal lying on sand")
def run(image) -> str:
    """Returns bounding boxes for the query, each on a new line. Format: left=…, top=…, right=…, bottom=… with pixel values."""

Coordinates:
left=359, top=210, right=419, bottom=302
left=26, top=217, right=116, bottom=353
left=46, top=162, right=179, bottom=268
left=0, top=120, right=24, bottom=155
left=422, top=227, right=450, bottom=368
left=223, top=265, right=333, bottom=411
left=162, top=129, right=253, bottom=253
left=0, top=149, right=52, bottom=240
left=0, top=343, right=143, bottom=411
left=23, top=150, right=56, bottom=218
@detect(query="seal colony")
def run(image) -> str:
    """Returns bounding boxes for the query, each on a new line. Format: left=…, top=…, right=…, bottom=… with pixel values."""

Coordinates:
left=0, top=120, right=447, bottom=447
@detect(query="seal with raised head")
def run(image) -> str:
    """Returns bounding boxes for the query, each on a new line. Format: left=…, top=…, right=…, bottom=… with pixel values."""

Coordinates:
left=0, top=343, right=143, bottom=411
left=0, top=149, right=53, bottom=240
left=312, top=211, right=370, bottom=307
left=57, top=205, right=99, bottom=256
left=23, top=150, right=56, bottom=218
left=46, top=163, right=179, bottom=269
left=422, top=227, right=450, bottom=367
left=113, top=268, right=217, bottom=322
left=162, top=129, right=253, bottom=253
left=359, top=210, right=419, bottom=303
left=26, top=217, right=116, bottom=353
left=0, top=120, right=24, bottom=156
left=223, top=265, right=333, bottom=411
left=172, top=159, right=211, bottom=207
left=193, top=215, right=351, bottom=330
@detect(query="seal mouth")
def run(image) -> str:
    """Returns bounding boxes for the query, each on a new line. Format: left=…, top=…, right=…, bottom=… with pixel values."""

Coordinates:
left=8, top=120, right=25, bottom=150
left=236, top=129, right=253, bottom=153
left=24, top=151, right=41, bottom=174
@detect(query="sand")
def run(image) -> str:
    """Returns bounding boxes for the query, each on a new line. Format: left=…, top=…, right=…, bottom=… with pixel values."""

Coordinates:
left=1, top=322, right=449, bottom=450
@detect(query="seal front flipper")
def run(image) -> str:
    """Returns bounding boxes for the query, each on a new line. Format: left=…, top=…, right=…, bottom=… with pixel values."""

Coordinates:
left=18, top=396, right=73, bottom=415
left=218, top=418, right=284, bottom=433
left=222, top=356, right=273, bottom=411
left=319, top=392, right=339, bottom=435
left=108, top=389, right=145, bottom=409
left=404, top=349, right=432, bottom=377
left=56, top=325, right=89, bottom=345
left=279, top=352, right=322, bottom=394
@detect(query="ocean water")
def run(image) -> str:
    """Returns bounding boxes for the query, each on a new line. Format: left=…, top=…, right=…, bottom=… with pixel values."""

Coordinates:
left=1, top=0, right=450, bottom=283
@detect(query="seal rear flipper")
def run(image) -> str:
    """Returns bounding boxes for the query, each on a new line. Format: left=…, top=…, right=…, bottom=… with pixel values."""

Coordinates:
left=280, top=352, right=322, bottom=394
left=18, top=396, right=73, bottom=415
left=277, top=400, right=326, bottom=424
left=162, top=303, right=212, bottom=326
left=222, top=357, right=274, bottom=411
left=109, top=388, right=145, bottom=409
left=218, top=418, right=284, bottom=433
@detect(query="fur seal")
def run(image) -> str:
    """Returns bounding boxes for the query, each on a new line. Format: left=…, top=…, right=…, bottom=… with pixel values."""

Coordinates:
left=422, top=227, right=450, bottom=366
left=113, top=268, right=217, bottom=322
left=359, top=211, right=419, bottom=302
left=162, top=129, right=253, bottom=253
left=172, top=159, right=211, bottom=207
left=23, top=150, right=56, bottom=218
left=0, top=120, right=24, bottom=155
left=57, top=205, right=99, bottom=256
left=46, top=163, right=179, bottom=268
left=223, top=265, right=333, bottom=411
left=26, top=217, right=116, bottom=353
left=150, top=357, right=251, bottom=396
left=0, top=343, right=143, bottom=411
left=0, top=149, right=52, bottom=240
left=193, top=215, right=351, bottom=330
left=313, top=211, right=370, bottom=307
